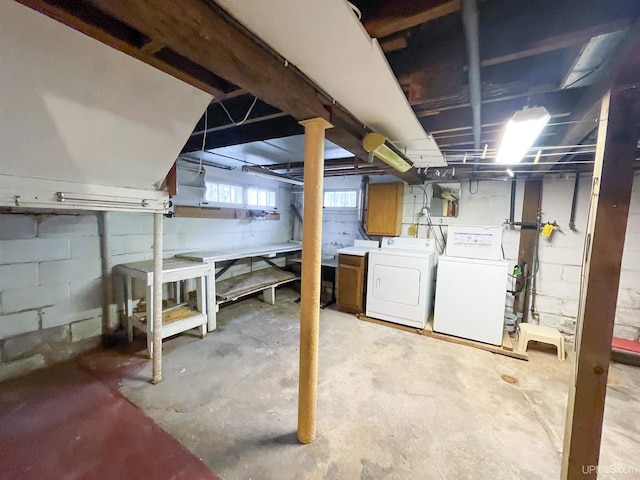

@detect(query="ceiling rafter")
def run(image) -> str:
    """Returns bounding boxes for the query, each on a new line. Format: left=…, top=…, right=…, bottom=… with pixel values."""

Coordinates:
left=18, top=0, right=424, bottom=184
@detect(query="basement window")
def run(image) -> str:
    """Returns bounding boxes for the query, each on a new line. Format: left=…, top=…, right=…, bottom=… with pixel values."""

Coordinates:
left=204, top=181, right=244, bottom=207
left=324, top=190, right=358, bottom=209
left=247, top=187, right=277, bottom=208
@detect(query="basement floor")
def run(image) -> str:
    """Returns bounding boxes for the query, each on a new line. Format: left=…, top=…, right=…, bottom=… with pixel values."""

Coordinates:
left=120, top=288, right=639, bottom=480
left=1, top=288, right=639, bottom=480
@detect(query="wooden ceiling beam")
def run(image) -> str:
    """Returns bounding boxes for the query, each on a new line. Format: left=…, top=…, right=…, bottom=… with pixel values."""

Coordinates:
left=181, top=115, right=303, bottom=153
left=363, top=0, right=461, bottom=39
left=419, top=88, right=583, bottom=133
left=540, top=17, right=640, bottom=171
left=47, top=0, right=421, bottom=184
left=15, top=0, right=234, bottom=98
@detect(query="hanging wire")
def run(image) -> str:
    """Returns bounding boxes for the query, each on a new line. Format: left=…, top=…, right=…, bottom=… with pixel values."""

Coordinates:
left=198, top=108, right=208, bottom=174
left=217, top=96, right=259, bottom=126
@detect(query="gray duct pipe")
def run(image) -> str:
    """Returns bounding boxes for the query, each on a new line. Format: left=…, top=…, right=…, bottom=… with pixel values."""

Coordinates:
left=462, top=0, right=482, bottom=153
left=358, top=176, right=371, bottom=240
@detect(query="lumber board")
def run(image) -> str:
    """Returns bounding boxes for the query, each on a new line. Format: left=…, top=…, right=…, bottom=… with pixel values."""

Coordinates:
left=561, top=88, right=639, bottom=479
left=356, top=314, right=528, bottom=361
left=216, top=267, right=297, bottom=302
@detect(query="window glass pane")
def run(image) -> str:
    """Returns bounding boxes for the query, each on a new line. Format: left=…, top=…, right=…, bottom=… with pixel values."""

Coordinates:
left=248, top=187, right=276, bottom=207
left=323, top=190, right=358, bottom=208
left=204, top=181, right=243, bottom=205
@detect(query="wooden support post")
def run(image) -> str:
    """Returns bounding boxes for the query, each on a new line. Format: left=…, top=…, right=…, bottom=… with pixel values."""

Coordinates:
left=151, top=212, right=163, bottom=384
left=514, top=179, right=542, bottom=321
left=297, top=117, right=333, bottom=444
left=561, top=88, right=639, bottom=479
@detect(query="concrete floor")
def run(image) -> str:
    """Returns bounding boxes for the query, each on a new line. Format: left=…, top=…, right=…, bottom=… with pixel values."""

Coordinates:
left=120, top=288, right=640, bottom=480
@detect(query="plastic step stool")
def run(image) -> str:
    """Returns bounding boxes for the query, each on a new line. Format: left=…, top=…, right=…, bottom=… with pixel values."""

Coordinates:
left=517, top=323, right=566, bottom=361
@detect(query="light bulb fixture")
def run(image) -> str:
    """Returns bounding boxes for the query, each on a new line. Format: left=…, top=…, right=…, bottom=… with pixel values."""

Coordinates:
left=363, top=133, right=413, bottom=173
left=242, top=165, right=304, bottom=185
left=496, top=106, right=550, bottom=164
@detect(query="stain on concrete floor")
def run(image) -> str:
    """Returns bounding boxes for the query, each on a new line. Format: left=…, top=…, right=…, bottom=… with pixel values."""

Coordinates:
left=120, top=288, right=640, bottom=480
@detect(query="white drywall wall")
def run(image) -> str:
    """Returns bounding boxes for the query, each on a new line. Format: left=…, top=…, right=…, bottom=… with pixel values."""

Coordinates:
left=0, top=1, right=211, bottom=190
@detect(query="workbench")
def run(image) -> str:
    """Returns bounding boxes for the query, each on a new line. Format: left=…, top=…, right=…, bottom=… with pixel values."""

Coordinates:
left=287, top=256, right=339, bottom=308
left=177, top=242, right=302, bottom=331
left=114, top=258, right=213, bottom=358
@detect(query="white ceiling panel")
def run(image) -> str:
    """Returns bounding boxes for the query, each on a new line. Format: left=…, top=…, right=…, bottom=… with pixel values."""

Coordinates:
left=214, top=0, right=445, bottom=168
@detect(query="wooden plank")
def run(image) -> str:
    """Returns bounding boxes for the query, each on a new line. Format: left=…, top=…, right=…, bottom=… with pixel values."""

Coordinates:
left=542, top=17, right=640, bottom=170
left=173, top=205, right=280, bottom=221
left=514, top=180, right=542, bottom=322
left=364, top=0, right=461, bottom=39
left=165, top=163, right=177, bottom=197
left=139, top=38, right=164, bottom=55
left=17, top=0, right=424, bottom=183
left=15, top=0, right=226, bottom=98
left=216, top=267, right=297, bottom=301
left=481, top=19, right=631, bottom=68
left=502, top=332, right=514, bottom=351
left=379, top=35, right=408, bottom=53
left=561, top=88, right=638, bottom=479
left=356, top=315, right=529, bottom=360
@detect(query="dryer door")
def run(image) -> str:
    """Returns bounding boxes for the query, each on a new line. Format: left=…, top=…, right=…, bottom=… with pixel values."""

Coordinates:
left=366, top=252, right=428, bottom=328
left=371, top=263, right=421, bottom=305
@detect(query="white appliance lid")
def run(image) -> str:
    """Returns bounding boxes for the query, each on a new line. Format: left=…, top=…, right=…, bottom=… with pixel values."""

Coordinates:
left=380, top=236, right=436, bottom=253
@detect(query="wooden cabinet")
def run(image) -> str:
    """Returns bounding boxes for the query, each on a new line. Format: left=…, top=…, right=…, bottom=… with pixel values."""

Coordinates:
left=337, top=254, right=367, bottom=314
left=366, top=182, right=404, bottom=236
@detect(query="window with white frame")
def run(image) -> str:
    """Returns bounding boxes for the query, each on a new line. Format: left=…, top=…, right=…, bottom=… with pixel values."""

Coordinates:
left=323, top=189, right=358, bottom=208
left=247, top=186, right=277, bottom=208
left=203, top=180, right=244, bottom=207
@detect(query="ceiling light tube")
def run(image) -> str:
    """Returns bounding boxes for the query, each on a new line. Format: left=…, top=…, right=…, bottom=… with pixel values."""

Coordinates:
left=496, top=106, right=550, bottom=164
left=363, top=133, right=413, bottom=173
left=242, top=165, right=304, bottom=185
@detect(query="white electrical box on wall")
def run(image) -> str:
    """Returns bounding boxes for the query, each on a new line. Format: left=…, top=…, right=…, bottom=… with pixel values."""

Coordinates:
left=445, top=225, right=504, bottom=261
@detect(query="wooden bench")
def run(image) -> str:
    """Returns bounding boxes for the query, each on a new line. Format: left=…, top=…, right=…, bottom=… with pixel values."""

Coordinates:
left=177, top=243, right=302, bottom=331
left=215, top=266, right=298, bottom=305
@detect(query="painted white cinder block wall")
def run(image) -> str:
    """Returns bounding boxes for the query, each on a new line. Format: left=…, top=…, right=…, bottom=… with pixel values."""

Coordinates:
left=0, top=183, right=292, bottom=379
left=320, top=173, right=640, bottom=341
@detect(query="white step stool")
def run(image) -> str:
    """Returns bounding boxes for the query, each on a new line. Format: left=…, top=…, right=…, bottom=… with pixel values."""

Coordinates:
left=517, top=323, right=566, bottom=361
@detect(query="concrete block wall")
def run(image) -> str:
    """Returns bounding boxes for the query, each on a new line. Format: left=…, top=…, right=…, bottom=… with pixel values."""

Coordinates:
left=0, top=183, right=292, bottom=381
left=0, top=213, right=103, bottom=382
left=320, top=173, right=640, bottom=341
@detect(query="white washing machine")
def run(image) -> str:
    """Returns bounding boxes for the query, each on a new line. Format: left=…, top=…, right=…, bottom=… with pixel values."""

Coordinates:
left=366, top=237, right=436, bottom=329
left=433, top=225, right=508, bottom=346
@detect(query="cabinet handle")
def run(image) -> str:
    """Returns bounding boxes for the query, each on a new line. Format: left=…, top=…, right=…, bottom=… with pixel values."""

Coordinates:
left=376, top=277, right=380, bottom=288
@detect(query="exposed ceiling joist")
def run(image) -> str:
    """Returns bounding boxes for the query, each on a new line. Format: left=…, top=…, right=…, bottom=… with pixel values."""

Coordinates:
left=541, top=17, right=640, bottom=170
left=420, top=88, right=583, bottom=134
left=363, top=0, right=461, bottom=39
left=182, top=116, right=303, bottom=153
left=481, top=19, right=630, bottom=68
left=19, top=0, right=424, bottom=184
left=16, top=0, right=235, bottom=98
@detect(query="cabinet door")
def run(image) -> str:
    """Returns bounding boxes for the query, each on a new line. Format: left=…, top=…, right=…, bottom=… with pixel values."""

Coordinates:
left=366, top=182, right=403, bottom=236
left=337, top=263, right=363, bottom=313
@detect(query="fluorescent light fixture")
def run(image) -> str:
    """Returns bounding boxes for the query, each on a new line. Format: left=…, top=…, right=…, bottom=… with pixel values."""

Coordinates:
left=363, top=133, right=413, bottom=173
left=242, top=165, right=304, bottom=185
left=496, top=106, right=550, bottom=164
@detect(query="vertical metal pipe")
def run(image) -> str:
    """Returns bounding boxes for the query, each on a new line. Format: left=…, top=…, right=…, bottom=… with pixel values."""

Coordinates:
left=509, top=179, right=516, bottom=224
left=462, top=0, right=482, bottom=152
left=297, top=117, right=333, bottom=444
left=151, top=212, right=163, bottom=384
left=569, top=171, right=581, bottom=230
left=99, top=211, right=116, bottom=332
